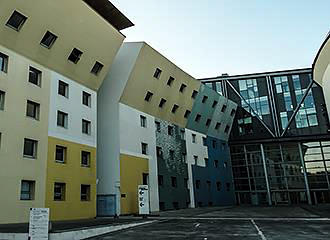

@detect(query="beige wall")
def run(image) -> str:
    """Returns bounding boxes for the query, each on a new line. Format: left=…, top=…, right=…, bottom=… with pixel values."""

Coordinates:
left=120, top=42, right=201, bottom=128
left=0, top=0, right=125, bottom=91
left=0, top=45, right=51, bottom=224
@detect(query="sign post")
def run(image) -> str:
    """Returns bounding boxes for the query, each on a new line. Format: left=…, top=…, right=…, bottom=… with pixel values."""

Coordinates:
left=28, top=208, right=50, bottom=240
left=138, top=185, right=150, bottom=216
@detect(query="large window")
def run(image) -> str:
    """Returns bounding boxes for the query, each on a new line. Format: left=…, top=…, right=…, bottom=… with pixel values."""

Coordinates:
left=20, top=180, right=35, bottom=200
left=81, top=185, right=91, bottom=201
left=54, top=183, right=66, bottom=201
left=23, top=138, right=38, bottom=158
left=57, top=111, right=68, bottom=128
left=81, top=151, right=91, bottom=167
left=55, top=145, right=67, bottom=163
left=26, top=100, right=40, bottom=120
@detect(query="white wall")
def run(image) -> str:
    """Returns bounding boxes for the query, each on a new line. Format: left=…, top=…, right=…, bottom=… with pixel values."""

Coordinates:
left=185, top=129, right=208, bottom=208
left=48, top=72, right=97, bottom=147
left=322, top=65, right=330, bottom=121
left=119, top=103, right=159, bottom=212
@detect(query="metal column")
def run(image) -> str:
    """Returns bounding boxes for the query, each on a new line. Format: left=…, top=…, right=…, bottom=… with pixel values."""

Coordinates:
left=260, top=144, right=272, bottom=206
left=298, top=143, right=312, bottom=205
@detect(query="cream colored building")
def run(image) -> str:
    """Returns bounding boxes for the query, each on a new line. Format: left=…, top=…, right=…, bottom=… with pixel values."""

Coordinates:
left=0, top=0, right=132, bottom=223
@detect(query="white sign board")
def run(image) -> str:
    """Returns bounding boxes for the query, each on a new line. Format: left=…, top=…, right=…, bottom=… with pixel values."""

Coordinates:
left=28, top=208, right=49, bottom=240
left=138, top=185, right=150, bottom=215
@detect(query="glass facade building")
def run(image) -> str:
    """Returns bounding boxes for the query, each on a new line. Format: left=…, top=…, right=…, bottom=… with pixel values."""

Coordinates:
left=201, top=68, right=330, bottom=205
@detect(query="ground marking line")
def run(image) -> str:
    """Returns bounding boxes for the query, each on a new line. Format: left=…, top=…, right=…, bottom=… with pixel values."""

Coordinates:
left=154, top=217, right=330, bottom=221
left=251, top=219, right=267, bottom=240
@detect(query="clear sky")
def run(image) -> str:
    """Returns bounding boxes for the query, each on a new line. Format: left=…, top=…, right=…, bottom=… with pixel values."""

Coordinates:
left=111, top=0, right=330, bottom=79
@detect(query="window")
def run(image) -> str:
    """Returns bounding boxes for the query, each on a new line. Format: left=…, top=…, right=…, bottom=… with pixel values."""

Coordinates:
left=226, top=182, right=231, bottom=191
left=26, top=100, right=40, bottom=120
left=207, top=181, right=211, bottom=190
left=57, top=111, right=68, bottom=128
left=280, top=112, right=288, bottom=130
left=140, top=115, right=147, bottom=128
left=6, top=11, right=27, bottom=31
left=141, top=142, right=148, bottom=155
left=20, top=180, right=35, bottom=200
left=205, top=158, right=209, bottom=167
left=196, top=180, right=200, bottom=189
left=156, top=146, right=163, bottom=157
left=154, top=68, right=162, bottom=79
left=221, top=105, right=227, bottom=112
left=158, top=175, right=164, bottom=186
left=212, top=140, right=216, bottom=148
left=81, top=151, right=91, bottom=167
left=144, top=91, right=153, bottom=102
left=0, top=90, right=5, bottom=110
left=195, top=114, right=201, bottom=122
left=68, top=48, right=83, bottom=64
left=179, top=84, right=187, bottom=93
left=54, top=183, right=65, bottom=201
left=180, top=129, right=185, bottom=140
left=91, top=61, right=103, bottom=75
left=82, top=91, right=91, bottom=107
left=28, top=67, right=42, bottom=86
left=171, top=177, right=177, bottom=188
left=23, top=138, right=37, bottom=158
left=55, top=145, right=66, bottom=163
left=82, top=119, right=91, bottom=135
left=0, top=53, right=8, bottom=73
left=40, top=31, right=57, bottom=49
left=157, top=98, right=166, bottom=108
left=206, top=119, right=211, bottom=127
left=215, top=82, right=223, bottom=95
left=216, top=182, right=221, bottom=191
left=192, top=90, right=198, bottom=99
left=202, top=137, right=207, bottom=146
left=214, top=160, right=219, bottom=168
left=184, top=110, right=191, bottom=119
left=168, top=126, right=174, bottom=136
left=193, top=155, right=198, bottom=165
left=215, top=122, right=221, bottom=130
left=230, top=109, right=236, bottom=117
left=192, top=134, right=196, bottom=143
left=224, top=125, right=230, bottom=134
left=167, top=76, right=174, bottom=86
left=58, top=80, right=69, bottom=98
left=155, top=121, right=161, bottom=132
left=212, top=101, right=218, bottom=108
left=169, top=150, right=175, bottom=160
left=202, top=96, right=208, bottom=103
left=81, top=185, right=91, bottom=201
left=171, top=104, right=179, bottom=113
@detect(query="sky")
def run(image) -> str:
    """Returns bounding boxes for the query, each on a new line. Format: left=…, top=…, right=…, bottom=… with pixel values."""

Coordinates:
left=111, top=0, right=330, bottom=79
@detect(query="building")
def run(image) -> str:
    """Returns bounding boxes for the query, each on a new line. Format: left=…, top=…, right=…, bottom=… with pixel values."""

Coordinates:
left=201, top=68, right=330, bottom=205
left=0, top=0, right=132, bottom=223
left=97, top=42, right=237, bottom=215
left=313, top=32, right=330, bottom=120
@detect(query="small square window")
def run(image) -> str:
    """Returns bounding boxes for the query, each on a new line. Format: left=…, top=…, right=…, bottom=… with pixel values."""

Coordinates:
left=179, top=84, right=187, bottom=93
left=154, top=68, right=162, bottom=79
left=167, top=77, right=175, bottom=86
left=171, top=104, right=179, bottom=113
left=159, top=98, right=167, bottom=108
left=54, top=182, right=65, bottom=201
left=231, top=109, right=236, bottom=116
left=58, top=81, right=69, bottom=98
left=202, top=96, right=208, bottom=103
left=171, top=177, right=177, bottom=188
left=141, top=142, right=148, bottom=155
left=140, top=115, right=147, bottom=128
left=212, top=101, right=218, bottom=108
left=192, top=90, right=198, bottom=99
left=0, top=53, right=9, bottom=73
left=91, top=61, right=103, bottom=75
left=155, top=121, right=161, bottom=132
left=168, top=126, right=174, bottom=136
left=81, top=151, right=91, bottom=167
left=23, top=138, right=38, bottom=158
left=215, top=122, right=221, bottom=130
left=40, top=31, right=57, bottom=49
left=195, top=114, right=201, bottom=122
left=26, top=100, right=40, bottom=120
left=224, top=125, right=230, bottom=133
left=184, top=110, right=191, bottom=119
left=144, top=91, right=153, bottom=102
left=68, top=48, right=83, bottom=64
left=221, top=105, right=227, bottom=112
left=82, top=91, right=91, bottom=107
left=82, top=119, right=91, bottom=135
left=0, top=90, right=6, bottom=110
left=29, top=67, right=42, bottom=86
left=55, top=145, right=67, bottom=163
left=81, top=184, right=91, bottom=201
left=20, top=180, right=35, bottom=200
left=6, top=11, right=27, bottom=31
left=57, top=111, right=68, bottom=128
left=206, top=119, right=211, bottom=127
left=192, top=134, right=196, bottom=143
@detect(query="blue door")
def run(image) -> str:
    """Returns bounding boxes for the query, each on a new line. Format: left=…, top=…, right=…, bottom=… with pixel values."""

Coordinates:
left=97, top=195, right=116, bottom=216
